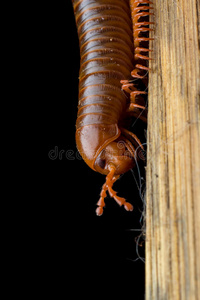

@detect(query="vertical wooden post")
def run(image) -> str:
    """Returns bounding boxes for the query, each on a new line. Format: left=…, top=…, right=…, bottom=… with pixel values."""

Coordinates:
left=145, top=0, right=200, bottom=299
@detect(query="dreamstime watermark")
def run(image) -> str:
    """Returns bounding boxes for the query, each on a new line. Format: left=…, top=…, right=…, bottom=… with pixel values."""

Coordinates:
left=48, top=146, right=82, bottom=160
left=48, top=143, right=146, bottom=161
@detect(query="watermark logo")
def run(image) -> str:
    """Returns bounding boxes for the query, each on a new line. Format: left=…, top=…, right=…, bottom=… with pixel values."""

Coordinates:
left=48, top=146, right=82, bottom=161
left=48, top=144, right=146, bottom=161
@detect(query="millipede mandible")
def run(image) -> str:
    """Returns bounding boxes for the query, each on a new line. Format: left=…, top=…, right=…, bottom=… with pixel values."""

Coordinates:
left=72, top=0, right=154, bottom=215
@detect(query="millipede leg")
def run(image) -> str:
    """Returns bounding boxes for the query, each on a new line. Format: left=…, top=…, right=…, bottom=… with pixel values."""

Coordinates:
left=120, top=0, right=153, bottom=125
left=96, top=183, right=107, bottom=216
left=131, top=66, right=150, bottom=79
left=121, top=128, right=144, bottom=150
left=120, top=81, right=147, bottom=113
left=120, top=81, right=135, bottom=93
left=135, top=47, right=153, bottom=53
left=130, top=90, right=147, bottom=102
left=120, top=135, right=136, bottom=159
left=133, top=6, right=153, bottom=13
left=96, top=167, right=133, bottom=215
left=135, top=53, right=152, bottom=60
left=134, top=114, right=147, bottom=123
left=107, top=185, right=133, bottom=212
left=128, top=103, right=146, bottom=112
left=131, top=0, right=153, bottom=7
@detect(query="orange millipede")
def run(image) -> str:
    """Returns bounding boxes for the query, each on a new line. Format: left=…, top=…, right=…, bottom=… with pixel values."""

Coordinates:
left=72, top=0, right=154, bottom=215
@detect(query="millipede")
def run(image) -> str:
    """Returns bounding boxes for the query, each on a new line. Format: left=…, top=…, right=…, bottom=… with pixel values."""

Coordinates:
left=72, top=0, right=154, bottom=215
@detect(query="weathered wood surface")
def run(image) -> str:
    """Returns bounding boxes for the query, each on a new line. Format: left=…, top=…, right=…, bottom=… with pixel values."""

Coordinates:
left=146, top=0, right=200, bottom=299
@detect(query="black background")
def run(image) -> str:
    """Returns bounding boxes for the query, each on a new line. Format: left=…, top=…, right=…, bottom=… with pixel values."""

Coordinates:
left=42, top=1, right=146, bottom=298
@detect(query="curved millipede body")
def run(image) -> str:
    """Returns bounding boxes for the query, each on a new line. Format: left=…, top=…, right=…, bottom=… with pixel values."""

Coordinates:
left=72, top=0, right=153, bottom=215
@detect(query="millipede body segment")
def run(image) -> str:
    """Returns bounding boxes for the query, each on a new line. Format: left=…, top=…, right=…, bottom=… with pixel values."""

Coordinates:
left=72, top=0, right=153, bottom=215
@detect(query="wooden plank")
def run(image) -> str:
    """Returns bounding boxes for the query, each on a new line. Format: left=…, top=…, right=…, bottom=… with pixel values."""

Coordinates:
left=145, top=0, right=200, bottom=299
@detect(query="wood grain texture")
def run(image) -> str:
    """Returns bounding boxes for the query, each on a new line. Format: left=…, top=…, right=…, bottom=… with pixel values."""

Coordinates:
left=146, top=0, right=200, bottom=299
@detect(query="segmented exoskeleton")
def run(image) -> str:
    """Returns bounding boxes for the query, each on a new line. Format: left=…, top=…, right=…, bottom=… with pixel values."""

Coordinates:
left=72, top=0, right=153, bottom=215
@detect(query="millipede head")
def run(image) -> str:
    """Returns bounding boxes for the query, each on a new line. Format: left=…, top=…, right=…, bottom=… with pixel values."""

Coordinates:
left=94, top=138, right=135, bottom=176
